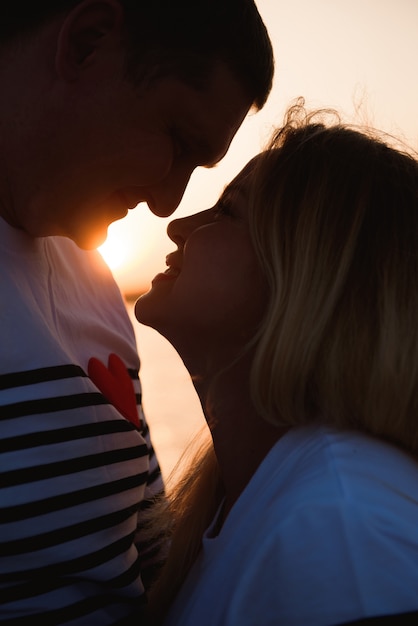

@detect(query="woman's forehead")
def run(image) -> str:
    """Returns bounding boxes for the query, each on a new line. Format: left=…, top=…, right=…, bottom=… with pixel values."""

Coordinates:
left=227, top=154, right=264, bottom=192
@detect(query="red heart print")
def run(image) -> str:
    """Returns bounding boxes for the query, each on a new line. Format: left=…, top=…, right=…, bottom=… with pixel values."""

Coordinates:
left=88, top=353, right=141, bottom=429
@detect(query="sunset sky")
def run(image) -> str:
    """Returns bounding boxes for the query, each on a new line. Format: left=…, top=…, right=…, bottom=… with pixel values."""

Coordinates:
left=99, top=0, right=418, bottom=295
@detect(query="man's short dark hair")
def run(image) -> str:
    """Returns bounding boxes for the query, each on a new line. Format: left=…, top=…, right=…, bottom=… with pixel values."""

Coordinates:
left=1, top=0, right=274, bottom=110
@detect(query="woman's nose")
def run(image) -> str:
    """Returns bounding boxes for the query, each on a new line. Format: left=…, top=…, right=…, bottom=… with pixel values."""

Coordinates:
left=167, top=208, right=214, bottom=246
left=167, top=217, right=186, bottom=246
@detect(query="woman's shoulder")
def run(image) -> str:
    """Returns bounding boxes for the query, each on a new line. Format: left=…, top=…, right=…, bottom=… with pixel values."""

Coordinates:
left=228, top=425, right=418, bottom=534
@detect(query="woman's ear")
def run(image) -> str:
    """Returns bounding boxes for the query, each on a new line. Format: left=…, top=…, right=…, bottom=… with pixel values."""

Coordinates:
left=55, top=0, right=124, bottom=81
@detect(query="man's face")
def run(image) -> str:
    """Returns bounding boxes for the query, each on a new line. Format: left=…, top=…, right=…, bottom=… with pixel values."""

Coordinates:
left=13, top=62, right=251, bottom=249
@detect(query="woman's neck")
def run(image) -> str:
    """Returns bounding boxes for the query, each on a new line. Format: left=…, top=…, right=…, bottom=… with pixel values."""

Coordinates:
left=192, top=360, right=287, bottom=523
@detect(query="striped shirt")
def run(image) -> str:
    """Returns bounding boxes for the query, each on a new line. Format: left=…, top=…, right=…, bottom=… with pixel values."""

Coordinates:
left=0, top=221, right=164, bottom=624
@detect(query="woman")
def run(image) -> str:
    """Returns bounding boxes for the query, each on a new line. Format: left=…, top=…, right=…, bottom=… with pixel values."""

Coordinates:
left=135, top=103, right=418, bottom=625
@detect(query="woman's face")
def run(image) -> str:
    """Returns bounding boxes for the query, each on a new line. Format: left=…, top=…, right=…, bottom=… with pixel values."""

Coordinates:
left=135, top=157, right=267, bottom=367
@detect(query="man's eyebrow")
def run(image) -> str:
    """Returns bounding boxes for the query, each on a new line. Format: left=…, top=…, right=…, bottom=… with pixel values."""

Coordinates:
left=202, top=147, right=229, bottom=169
left=203, top=161, right=220, bottom=170
left=199, top=146, right=223, bottom=169
left=190, top=134, right=228, bottom=169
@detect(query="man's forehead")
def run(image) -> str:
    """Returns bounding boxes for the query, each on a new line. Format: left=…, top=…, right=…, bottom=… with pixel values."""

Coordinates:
left=190, top=105, right=250, bottom=169
left=166, top=62, right=251, bottom=167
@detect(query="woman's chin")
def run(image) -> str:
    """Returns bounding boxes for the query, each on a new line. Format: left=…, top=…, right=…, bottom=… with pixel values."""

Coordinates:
left=134, top=292, right=163, bottom=330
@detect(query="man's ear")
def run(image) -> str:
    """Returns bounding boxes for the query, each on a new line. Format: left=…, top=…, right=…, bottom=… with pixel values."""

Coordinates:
left=55, top=0, right=124, bottom=81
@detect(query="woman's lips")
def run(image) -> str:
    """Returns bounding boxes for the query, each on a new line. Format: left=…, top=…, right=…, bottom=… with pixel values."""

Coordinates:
left=151, top=266, right=180, bottom=285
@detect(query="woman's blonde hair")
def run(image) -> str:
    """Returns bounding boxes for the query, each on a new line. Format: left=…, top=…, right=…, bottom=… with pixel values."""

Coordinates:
left=146, top=102, right=418, bottom=620
left=248, top=101, right=418, bottom=453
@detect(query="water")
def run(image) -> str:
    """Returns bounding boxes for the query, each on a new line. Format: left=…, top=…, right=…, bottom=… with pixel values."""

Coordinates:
left=126, top=297, right=206, bottom=481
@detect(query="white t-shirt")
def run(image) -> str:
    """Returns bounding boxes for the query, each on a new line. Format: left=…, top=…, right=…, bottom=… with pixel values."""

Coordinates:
left=164, top=425, right=418, bottom=626
left=0, top=218, right=163, bottom=624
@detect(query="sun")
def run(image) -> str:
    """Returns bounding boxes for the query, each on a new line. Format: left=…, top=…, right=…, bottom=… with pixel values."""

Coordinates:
left=98, top=230, right=128, bottom=271
left=95, top=208, right=172, bottom=293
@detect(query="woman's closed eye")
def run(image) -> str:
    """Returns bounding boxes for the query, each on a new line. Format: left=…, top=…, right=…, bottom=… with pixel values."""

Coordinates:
left=214, top=196, right=235, bottom=219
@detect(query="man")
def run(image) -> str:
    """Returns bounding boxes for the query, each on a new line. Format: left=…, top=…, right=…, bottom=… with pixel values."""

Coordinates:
left=0, top=0, right=274, bottom=623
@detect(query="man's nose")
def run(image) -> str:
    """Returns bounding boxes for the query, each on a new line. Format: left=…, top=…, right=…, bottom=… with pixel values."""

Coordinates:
left=147, top=168, right=194, bottom=217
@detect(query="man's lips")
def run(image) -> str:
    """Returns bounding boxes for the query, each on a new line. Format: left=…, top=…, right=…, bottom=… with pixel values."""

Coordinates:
left=116, top=189, right=155, bottom=211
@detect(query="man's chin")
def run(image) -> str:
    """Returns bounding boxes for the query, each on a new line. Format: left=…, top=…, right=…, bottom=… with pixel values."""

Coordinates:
left=70, top=226, right=109, bottom=251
